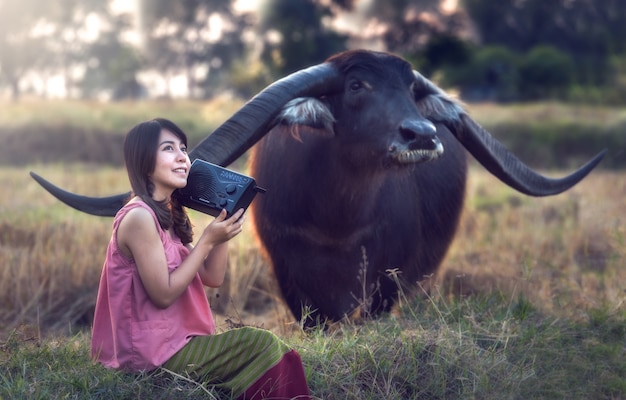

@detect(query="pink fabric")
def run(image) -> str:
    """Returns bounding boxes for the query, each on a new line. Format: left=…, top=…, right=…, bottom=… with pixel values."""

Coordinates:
left=91, top=200, right=215, bottom=371
left=240, top=350, right=311, bottom=400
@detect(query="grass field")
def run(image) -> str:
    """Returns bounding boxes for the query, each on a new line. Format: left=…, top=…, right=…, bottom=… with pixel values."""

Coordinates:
left=1, top=164, right=624, bottom=399
left=0, top=100, right=625, bottom=398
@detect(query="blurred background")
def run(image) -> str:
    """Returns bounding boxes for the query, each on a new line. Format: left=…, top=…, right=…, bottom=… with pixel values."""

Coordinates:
left=1, top=0, right=625, bottom=104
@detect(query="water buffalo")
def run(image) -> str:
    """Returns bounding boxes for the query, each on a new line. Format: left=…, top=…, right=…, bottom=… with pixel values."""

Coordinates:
left=31, top=50, right=605, bottom=328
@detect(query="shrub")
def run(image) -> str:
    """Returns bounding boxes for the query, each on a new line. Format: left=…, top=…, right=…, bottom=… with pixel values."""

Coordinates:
left=519, top=45, right=575, bottom=100
left=447, top=45, right=521, bottom=102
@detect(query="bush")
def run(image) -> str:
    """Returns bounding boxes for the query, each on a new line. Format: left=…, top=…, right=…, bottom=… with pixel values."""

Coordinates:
left=447, top=45, right=521, bottom=102
left=519, top=45, right=575, bottom=100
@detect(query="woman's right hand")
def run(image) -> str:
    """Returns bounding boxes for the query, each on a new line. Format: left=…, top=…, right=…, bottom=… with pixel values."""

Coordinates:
left=198, top=208, right=245, bottom=247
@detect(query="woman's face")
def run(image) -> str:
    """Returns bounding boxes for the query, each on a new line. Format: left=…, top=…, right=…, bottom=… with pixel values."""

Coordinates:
left=150, top=128, right=191, bottom=201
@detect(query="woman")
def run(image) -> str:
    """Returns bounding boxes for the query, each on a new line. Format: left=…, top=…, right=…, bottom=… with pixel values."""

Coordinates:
left=91, top=118, right=311, bottom=399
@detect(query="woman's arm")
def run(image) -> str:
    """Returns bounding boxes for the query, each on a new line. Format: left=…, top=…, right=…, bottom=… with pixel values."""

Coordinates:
left=195, top=209, right=245, bottom=287
left=198, top=242, right=229, bottom=287
left=118, top=207, right=243, bottom=308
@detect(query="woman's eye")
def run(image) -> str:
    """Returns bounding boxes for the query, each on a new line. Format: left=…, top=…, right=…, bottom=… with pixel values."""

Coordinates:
left=181, top=147, right=188, bottom=154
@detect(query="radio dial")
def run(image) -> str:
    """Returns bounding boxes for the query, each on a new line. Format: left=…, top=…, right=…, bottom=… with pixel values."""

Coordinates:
left=226, top=184, right=237, bottom=194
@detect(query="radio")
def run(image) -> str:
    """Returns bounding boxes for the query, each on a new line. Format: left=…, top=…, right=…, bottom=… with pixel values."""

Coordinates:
left=176, top=159, right=266, bottom=217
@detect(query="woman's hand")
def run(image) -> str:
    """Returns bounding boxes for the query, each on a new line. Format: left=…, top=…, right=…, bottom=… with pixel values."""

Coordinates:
left=197, top=208, right=245, bottom=247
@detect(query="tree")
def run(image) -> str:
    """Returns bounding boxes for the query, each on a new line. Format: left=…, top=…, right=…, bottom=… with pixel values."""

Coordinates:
left=447, top=45, right=521, bottom=102
left=139, top=0, right=252, bottom=98
left=353, top=0, right=472, bottom=58
left=518, top=45, right=574, bottom=100
left=41, top=0, right=139, bottom=99
left=257, top=0, right=347, bottom=78
left=0, top=0, right=47, bottom=100
left=462, top=0, right=626, bottom=85
left=81, top=29, right=143, bottom=100
left=0, top=0, right=141, bottom=100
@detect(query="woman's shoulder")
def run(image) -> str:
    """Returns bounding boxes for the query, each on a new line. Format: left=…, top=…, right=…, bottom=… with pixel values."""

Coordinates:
left=116, top=198, right=159, bottom=230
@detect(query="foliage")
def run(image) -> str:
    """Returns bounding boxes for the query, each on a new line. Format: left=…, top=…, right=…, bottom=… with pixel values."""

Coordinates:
left=0, top=0, right=136, bottom=100
left=440, top=44, right=626, bottom=104
left=518, top=46, right=575, bottom=100
left=444, top=45, right=521, bottom=102
left=138, top=0, right=252, bottom=99
left=462, top=0, right=626, bottom=88
left=257, top=0, right=347, bottom=77
left=417, top=34, right=473, bottom=77
left=356, top=0, right=471, bottom=56
left=0, top=0, right=51, bottom=100
left=2, top=0, right=626, bottom=104
left=81, top=30, right=143, bottom=100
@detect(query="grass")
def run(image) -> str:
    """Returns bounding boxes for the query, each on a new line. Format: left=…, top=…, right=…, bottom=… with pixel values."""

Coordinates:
left=1, top=164, right=624, bottom=399
left=0, top=97, right=246, bottom=168
left=1, top=99, right=625, bottom=169
left=466, top=102, right=626, bottom=169
left=0, top=100, right=625, bottom=398
left=2, top=286, right=624, bottom=399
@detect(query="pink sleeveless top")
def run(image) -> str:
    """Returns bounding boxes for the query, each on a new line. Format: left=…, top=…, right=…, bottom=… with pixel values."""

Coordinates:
left=91, top=200, right=216, bottom=371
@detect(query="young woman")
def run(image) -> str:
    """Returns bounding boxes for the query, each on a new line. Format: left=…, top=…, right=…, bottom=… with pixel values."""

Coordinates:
left=91, top=118, right=311, bottom=399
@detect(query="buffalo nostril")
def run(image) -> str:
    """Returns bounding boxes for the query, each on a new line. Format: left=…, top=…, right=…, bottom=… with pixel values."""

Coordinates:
left=399, top=120, right=436, bottom=141
left=399, top=119, right=438, bottom=149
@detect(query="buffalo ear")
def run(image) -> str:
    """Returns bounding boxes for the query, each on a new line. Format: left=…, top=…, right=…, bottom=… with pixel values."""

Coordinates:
left=411, top=71, right=464, bottom=124
left=273, top=97, right=336, bottom=141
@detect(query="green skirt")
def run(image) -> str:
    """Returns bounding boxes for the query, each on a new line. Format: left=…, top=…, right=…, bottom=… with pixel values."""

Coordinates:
left=162, top=326, right=293, bottom=398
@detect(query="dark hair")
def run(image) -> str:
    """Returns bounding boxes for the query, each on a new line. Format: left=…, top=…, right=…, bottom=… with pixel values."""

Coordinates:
left=123, top=118, right=193, bottom=244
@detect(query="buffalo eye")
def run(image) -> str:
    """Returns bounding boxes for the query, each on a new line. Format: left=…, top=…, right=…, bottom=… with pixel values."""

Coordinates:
left=348, top=80, right=363, bottom=92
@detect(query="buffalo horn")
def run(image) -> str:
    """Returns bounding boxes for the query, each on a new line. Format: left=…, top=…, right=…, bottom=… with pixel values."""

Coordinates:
left=453, top=114, right=606, bottom=196
left=411, top=70, right=606, bottom=196
left=30, top=63, right=343, bottom=217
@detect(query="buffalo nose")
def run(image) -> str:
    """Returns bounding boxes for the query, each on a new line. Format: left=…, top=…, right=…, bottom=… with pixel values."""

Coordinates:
left=399, top=119, right=438, bottom=147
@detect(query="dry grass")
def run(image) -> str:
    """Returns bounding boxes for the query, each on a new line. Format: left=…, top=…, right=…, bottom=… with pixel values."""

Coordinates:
left=1, top=163, right=623, bottom=339
left=440, top=166, right=625, bottom=320
left=0, top=163, right=297, bottom=338
left=1, top=164, right=624, bottom=399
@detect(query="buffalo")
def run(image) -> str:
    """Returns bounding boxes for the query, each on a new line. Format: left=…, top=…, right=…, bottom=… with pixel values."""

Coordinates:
left=32, top=50, right=606, bottom=328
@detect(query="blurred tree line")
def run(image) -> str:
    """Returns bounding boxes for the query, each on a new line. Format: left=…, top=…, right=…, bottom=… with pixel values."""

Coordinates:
left=1, top=0, right=625, bottom=103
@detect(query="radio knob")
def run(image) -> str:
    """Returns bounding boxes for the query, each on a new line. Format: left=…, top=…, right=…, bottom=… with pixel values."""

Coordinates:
left=218, top=198, right=228, bottom=207
left=226, top=184, right=237, bottom=194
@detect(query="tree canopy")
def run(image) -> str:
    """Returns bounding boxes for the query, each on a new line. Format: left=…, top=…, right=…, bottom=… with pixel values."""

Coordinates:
left=0, top=0, right=624, bottom=103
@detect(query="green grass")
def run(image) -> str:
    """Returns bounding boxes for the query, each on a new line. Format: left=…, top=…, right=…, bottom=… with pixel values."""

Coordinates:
left=2, top=290, right=624, bottom=399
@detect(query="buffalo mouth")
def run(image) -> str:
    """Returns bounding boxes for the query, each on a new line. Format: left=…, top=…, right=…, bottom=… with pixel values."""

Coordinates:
left=392, top=137, right=444, bottom=164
